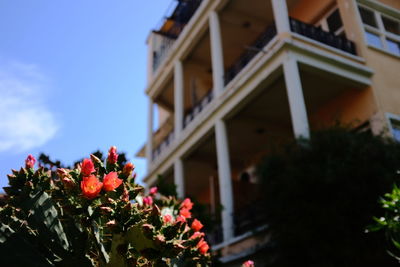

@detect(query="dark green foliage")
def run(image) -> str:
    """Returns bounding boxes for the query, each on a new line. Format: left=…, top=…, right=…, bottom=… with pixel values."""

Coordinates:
left=156, top=175, right=178, bottom=198
left=258, top=128, right=400, bottom=266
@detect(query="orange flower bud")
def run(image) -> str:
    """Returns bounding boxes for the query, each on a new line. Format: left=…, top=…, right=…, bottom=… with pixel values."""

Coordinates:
left=191, top=219, right=203, bottom=232
left=122, top=162, right=135, bottom=176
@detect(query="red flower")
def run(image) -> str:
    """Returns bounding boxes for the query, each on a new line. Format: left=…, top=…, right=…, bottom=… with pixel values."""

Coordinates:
left=149, top=186, right=158, bottom=195
left=191, top=219, right=203, bottom=232
left=143, top=196, right=153, bottom=206
left=103, top=172, right=122, bottom=191
left=107, top=146, right=118, bottom=164
left=180, top=208, right=192, bottom=219
left=81, top=159, right=95, bottom=176
left=122, top=162, right=134, bottom=176
left=25, top=154, right=36, bottom=169
left=242, top=260, right=255, bottom=267
left=181, top=198, right=193, bottom=210
left=80, top=175, right=103, bottom=199
left=163, top=214, right=173, bottom=224
left=197, top=238, right=209, bottom=255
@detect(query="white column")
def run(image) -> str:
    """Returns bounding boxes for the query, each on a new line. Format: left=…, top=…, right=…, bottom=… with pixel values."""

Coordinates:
left=283, top=55, right=310, bottom=139
left=146, top=98, right=154, bottom=171
left=215, top=119, right=234, bottom=242
left=174, top=158, right=185, bottom=199
left=271, top=0, right=291, bottom=34
left=174, top=60, right=184, bottom=137
left=209, top=11, right=225, bottom=97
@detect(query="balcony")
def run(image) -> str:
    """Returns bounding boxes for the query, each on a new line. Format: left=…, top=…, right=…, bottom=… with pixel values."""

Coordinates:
left=152, top=130, right=174, bottom=161
left=183, top=90, right=214, bottom=129
left=152, top=0, right=203, bottom=73
left=224, top=17, right=357, bottom=87
left=289, top=17, right=356, bottom=55
left=224, top=24, right=277, bottom=85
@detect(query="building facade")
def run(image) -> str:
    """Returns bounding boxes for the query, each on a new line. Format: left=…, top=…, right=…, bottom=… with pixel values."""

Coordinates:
left=137, top=0, right=400, bottom=264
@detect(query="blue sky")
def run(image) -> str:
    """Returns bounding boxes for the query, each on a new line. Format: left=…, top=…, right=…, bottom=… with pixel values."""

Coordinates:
left=0, top=0, right=172, bottom=190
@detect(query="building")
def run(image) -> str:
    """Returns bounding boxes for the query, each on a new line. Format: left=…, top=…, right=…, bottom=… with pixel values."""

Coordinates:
left=137, top=0, right=400, bottom=264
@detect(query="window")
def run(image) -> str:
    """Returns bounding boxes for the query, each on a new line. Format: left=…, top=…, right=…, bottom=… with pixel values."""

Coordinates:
left=359, top=6, right=377, bottom=28
left=366, top=31, right=383, bottom=48
left=318, top=7, right=345, bottom=36
left=387, top=39, right=400, bottom=54
left=358, top=4, right=400, bottom=56
left=382, top=16, right=400, bottom=35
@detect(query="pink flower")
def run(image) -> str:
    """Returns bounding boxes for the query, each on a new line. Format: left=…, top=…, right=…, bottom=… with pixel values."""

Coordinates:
left=81, top=159, right=95, bottom=176
left=163, top=214, right=173, bottom=224
left=149, top=186, right=158, bottom=195
left=25, top=155, right=36, bottom=169
left=191, top=219, right=203, bottom=232
left=181, top=198, right=193, bottom=210
left=107, top=146, right=118, bottom=164
left=242, top=260, right=255, bottom=267
left=103, top=172, right=122, bottom=191
left=189, top=231, right=204, bottom=240
left=143, top=196, right=153, bottom=206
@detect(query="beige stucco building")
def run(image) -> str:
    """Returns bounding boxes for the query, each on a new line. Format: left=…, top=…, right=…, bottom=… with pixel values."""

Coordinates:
left=137, top=0, right=400, bottom=264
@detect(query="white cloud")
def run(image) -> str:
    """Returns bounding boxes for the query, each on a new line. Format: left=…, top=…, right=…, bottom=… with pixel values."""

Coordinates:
left=0, top=61, right=59, bottom=152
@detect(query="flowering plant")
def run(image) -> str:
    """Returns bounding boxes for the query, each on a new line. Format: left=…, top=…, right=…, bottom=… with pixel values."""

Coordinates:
left=0, top=147, right=210, bottom=266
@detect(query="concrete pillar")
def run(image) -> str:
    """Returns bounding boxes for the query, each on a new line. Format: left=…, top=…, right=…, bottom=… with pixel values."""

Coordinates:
left=174, top=60, right=184, bottom=136
left=283, top=55, right=310, bottom=139
left=174, top=158, right=185, bottom=199
left=146, top=98, right=154, bottom=170
left=271, top=0, right=291, bottom=34
left=215, top=119, right=234, bottom=242
left=209, top=11, right=225, bottom=96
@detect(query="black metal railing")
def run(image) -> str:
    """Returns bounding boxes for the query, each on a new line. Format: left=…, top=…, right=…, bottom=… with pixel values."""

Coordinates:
left=152, top=130, right=174, bottom=161
left=289, top=17, right=356, bottom=55
left=234, top=201, right=267, bottom=237
left=183, top=90, right=214, bottom=128
left=206, top=224, right=223, bottom=246
left=224, top=24, right=277, bottom=85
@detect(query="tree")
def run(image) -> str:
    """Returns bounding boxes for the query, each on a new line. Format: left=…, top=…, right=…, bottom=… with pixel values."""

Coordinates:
left=257, top=128, right=400, bottom=266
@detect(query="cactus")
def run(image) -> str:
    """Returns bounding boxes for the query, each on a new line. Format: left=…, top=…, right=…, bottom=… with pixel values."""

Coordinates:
left=0, top=149, right=211, bottom=266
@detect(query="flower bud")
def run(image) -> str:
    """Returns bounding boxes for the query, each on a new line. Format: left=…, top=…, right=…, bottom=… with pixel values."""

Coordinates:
left=25, top=155, right=36, bottom=169
left=90, top=154, right=103, bottom=166
left=107, top=146, right=118, bottom=164
left=122, top=162, right=134, bottom=177
left=149, top=186, right=158, bottom=195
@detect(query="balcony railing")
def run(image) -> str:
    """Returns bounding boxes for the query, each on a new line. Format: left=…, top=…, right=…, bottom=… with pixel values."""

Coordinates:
left=183, top=90, right=214, bottom=129
left=152, top=130, right=174, bottom=161
left=224, top=24, right=277, bottom=85
left=152, top=0, right=203, bottom=73
left=289, top=17, right=356, bottom=55
left=234, top=201, right=267, bottom=237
